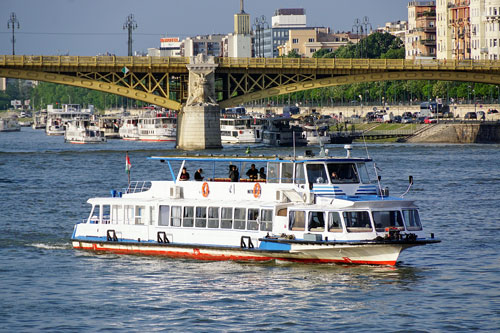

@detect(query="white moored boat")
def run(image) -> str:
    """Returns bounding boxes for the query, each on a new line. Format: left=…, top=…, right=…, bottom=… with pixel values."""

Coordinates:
left=119, top=116, right=139, bottom=140
left=0, top=117, right=21, bottom=132
left=220, top=116, right=263, bottom=144
left=71, top=146, right=439, bottom=266
left=137, top=111, right=176, bottom=142
left=64, top=119, right=106, bottom=144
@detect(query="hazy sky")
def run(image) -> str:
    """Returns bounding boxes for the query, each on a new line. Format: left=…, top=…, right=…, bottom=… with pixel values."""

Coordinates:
left=0, top=0, right=408, bottom=56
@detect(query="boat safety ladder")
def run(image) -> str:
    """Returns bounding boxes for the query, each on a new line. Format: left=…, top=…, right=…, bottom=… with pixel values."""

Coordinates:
left=157, top=231, right=170, bottom=243
left=106, top=229, right=118, bottom=242
left=240, top=236, right=254, bottom=249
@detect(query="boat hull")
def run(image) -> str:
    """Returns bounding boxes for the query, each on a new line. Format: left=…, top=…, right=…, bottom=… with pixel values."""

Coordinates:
left=71, top=238, right=426, bottom=266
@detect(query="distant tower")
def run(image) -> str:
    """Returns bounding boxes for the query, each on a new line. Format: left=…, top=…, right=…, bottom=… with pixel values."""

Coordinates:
left=7, top=12, right=20, bottom=55
left=234, top=0, right=250, bottom=35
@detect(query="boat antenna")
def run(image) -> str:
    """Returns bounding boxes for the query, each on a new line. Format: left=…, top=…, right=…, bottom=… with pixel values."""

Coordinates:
left=400, top=175, right=414, bottom=198
left=362, top=132, right=370, bottom=159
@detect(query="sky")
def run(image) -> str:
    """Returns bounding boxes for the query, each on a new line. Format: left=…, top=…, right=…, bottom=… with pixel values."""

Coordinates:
left=0, top=0, right=408, bottom=56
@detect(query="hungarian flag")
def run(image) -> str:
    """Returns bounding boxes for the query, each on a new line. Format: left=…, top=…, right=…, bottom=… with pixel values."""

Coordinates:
left=125, top=152, right=132, bottom=173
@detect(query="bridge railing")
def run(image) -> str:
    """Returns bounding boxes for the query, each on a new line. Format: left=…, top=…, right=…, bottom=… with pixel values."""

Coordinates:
left=0, top=55, right=190, bottom=67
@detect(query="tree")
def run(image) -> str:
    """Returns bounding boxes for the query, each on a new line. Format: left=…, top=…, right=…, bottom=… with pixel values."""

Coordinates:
left=286, top=50, right=301, bottom=58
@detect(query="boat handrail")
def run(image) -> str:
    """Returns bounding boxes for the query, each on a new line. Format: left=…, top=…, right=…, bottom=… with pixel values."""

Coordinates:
left=125, top=181, right=152, bottom=194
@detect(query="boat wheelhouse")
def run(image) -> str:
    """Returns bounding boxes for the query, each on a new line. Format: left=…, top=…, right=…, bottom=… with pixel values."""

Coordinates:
left=71, top=146, right=439, bottom=266
left=301, top=124, right=330, bottom=145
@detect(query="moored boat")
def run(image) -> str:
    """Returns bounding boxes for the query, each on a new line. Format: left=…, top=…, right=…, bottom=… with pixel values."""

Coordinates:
left=220, top=116, right=263, bottom=144
left=0, top=117, right=21, bottom=132
left=64, top=119, right=106, bottom=144
left=137, top=111, right=176, bottom=142
left=71, top=146, right=439, bottom=266
left=119, top=116, right=139, bottom=140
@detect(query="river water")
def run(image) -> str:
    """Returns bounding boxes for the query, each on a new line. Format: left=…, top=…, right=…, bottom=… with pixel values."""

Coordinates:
left=0, top=128, right=499, bottom=331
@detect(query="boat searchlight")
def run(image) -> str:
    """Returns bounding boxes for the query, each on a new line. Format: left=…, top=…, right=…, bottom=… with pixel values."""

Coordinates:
left=344, top=144, right=352, bottom=158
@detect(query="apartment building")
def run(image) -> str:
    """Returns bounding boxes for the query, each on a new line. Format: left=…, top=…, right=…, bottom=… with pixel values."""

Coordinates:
left=278, top=29, right=359, bottom=57
left=406, top=1, right=437, bottom=59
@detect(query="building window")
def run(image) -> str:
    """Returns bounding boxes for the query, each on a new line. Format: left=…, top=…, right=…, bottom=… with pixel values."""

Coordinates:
left=308, top=38, right=315, bottom=42
left=310, top=48, right=316, bottom=53
left=292, top=38, right=299, bottom=44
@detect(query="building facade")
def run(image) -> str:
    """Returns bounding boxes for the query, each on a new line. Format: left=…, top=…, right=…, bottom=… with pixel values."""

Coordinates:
left=278, top=29, right=359, bottom=57
left=406, top=1, right=437, bottom=59
left=226, top=0, right=252, bottom=57
left=183, top=35, right=225, bottom=57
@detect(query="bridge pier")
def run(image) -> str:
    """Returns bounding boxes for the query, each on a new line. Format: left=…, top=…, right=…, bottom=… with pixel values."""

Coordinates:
left=176, top=54, right=222, bottom=150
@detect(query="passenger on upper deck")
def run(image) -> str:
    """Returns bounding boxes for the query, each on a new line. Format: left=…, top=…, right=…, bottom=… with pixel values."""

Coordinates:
left=229, top=165, right=239, bottom=182
left=258, top=167, right=266, bottom=180
left=180, top=167, right=190, bottom=181
left=246, top=164, right=258, bottom=180
left=194, top=168, right=204, bottom=181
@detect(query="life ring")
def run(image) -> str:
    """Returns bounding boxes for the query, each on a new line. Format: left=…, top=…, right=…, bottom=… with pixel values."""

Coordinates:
left=202, top=182, right=209, bottom=197
left=253, top=182, right=261, bottom=198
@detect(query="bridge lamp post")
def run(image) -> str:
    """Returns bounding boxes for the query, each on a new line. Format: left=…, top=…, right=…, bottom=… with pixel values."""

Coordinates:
left=7, top=12, right=20, bottom=56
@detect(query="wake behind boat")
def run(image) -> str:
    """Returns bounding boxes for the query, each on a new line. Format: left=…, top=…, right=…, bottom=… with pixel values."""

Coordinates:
left=71, top=146, right=439, bottom=266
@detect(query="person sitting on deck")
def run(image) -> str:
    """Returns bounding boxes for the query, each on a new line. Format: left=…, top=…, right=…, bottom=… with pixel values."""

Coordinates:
left=179, top=167, right=190, bottom=181
left=246, top=164, right=258, bottom=180
left=229, top=165, right=239, bottom=182
left=194, top=168, right=204, bottom=181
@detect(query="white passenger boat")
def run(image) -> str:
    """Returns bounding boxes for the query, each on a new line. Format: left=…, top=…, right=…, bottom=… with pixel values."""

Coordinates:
left=137, top=111, right=176, bottom=142
left=119, top=116, right=139, bottom=140
left=220, top=116, right=263, bottom=144
left=98, top=116, right=121, bottom=139
left=46, top=104, right=92, bottom=136
left=71, top=146, right=439, bottom=265
left=64, top=119, right=106, bottom=144
left=302, top=125, right=331, bottom=145
left=0, top=117, right=21, bottom=132
left=262, top=117, right=307, bottom=146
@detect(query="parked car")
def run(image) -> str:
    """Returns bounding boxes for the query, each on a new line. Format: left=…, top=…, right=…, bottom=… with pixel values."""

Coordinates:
left=402, top=112, right=413, bottom=118
left=416, top=116, right=427, bottom=123
left=424, top=117, right=437, bottom=124
left=487, top=109, right=498, bottom=114
left=393, top=115, right=402, bottom=123
left=464, top=112, right=477, bottom=120
left=401, top=117, right=413, bottom=124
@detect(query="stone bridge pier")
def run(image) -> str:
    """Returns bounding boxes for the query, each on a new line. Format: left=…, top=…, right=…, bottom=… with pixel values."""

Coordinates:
left=176, top=55, right=222, bottom=150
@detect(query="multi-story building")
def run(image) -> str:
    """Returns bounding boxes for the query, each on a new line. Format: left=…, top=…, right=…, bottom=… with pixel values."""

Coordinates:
left=225, top=0, right=252, bottom=57
left=254, top=8, right=307, bottom=58
left=449, top=0, right=471, bottom=59
left=376, top=20, right=408, bottom=40
left=182, top=34, right=225, bottom=57
left=278, top=28, right=359, bottom=57
left=147, top=37, right=182, bottom=57
left=437, top=0, right=453, bottom=59
left=479, top=0, right=500, bottom=59
left=406, top=1, right=437, bottom=59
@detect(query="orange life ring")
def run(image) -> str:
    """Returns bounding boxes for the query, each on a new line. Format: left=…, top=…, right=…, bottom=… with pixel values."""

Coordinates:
left=253, top=182, right=261, bottom=198
left=202, top=182, right=209, bottom=197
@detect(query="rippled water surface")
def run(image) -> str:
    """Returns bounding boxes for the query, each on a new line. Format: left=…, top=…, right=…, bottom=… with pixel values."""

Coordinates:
left=1, top=128, right=499, bottom=331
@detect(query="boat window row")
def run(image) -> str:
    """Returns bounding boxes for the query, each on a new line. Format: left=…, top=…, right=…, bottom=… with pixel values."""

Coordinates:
left=288, top=209, right=422, bottom=233
left=89, top=204, right=273, bottom=232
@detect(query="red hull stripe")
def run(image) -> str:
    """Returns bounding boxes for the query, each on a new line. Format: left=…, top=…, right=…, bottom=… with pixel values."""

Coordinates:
left=139, top=139, right=175, bottom=142
left=73, top=245, right=397, bottom=266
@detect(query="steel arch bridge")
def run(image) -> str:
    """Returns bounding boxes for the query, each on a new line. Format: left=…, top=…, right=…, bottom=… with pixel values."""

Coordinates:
left=2, top=55, right=500, bottom=110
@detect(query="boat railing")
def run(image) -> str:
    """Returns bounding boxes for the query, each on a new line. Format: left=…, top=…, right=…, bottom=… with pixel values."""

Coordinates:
left=125, top=181, right=152, bottom=194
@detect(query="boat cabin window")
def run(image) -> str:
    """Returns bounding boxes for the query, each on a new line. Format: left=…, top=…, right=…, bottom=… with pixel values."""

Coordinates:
left=149, top=206, right=155, bottom=225
left=268, top=162, right=280, bottom=183
left=343, top=211, right=373, bottom=232
left=277, top=208, right=287, bottom=216
left=111, top=205, right=123, bottom=225
left=171, top=206, right=182, bottom=227
left=289, top=210, right=306, bottom=231
left=159, top=205, right=169, bottom=226
left=183, top=207, right=194, bottom=227
left=260, top=209, right=273, bottom=231
left=208, top=207, right=219, bottom=228
left=295, top=163, right=306, bottom=184
left=306, top=164, right=328, bottom=184
left=135, top=206, right=145, bottom=225
left=125, top=205, right=134, bottom=225
left=221, top=207, right=233, bottom=229
left=328, top=212, right=343, bottom=232
left=196, top=207, right=207, bottom=228
left=327, top=163, right=359, bottom=184
left=357, top=163, right=371, bottom=184
left=402, top=209, right=423, bottom=231
left=247, top=209, right=259, bottom=230
left=281, top=163, right=293, bottom=183
left=103, top=205, right=110, bottom=224
left=308, top=211, right=325, bottom=232
left=89, top=205, right=100, bottom=224
left=372, top=211, right=404, bottom=232
left=234, top=208, right=246, bottom=230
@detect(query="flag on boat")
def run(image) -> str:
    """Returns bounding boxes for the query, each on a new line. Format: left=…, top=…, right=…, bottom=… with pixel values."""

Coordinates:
left=125, top=152, right=132, bottom=173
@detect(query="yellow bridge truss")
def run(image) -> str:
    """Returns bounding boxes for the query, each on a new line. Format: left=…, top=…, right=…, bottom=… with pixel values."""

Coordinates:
left=2, top=55, right=500, bottom=110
